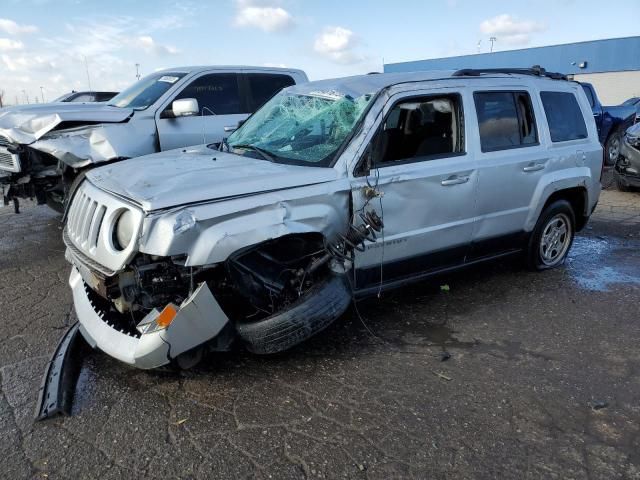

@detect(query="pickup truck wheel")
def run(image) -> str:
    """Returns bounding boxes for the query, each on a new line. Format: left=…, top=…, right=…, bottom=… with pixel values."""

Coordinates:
left=527, top=200, right=575, bottom=271
left=235, top=274, right=352, bottom=354
left=605, top=130, right=622, bottom=166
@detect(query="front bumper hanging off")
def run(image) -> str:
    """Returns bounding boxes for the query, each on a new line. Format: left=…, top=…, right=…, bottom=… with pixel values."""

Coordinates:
left=69, top=267, right=229, bottom=370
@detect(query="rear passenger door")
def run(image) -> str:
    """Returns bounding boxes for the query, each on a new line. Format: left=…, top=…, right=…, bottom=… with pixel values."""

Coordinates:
left=156, top=72, right=250, bottom=150
left=470, top=90, right=547, bottom=258
left=352, top=89, right=478, bottom=289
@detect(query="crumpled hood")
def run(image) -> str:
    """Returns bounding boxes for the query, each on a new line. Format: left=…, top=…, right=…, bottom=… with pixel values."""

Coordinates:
left=86, top=145, right=340, bottom=211
left=0, top=102, right=133, bottom=144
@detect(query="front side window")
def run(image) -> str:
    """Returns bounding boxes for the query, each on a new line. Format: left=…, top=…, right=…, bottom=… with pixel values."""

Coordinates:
left=247, top=73, right=296, bottom=112
left=109, top=72, right=187, bottom=110
left=174, top=73, right=244, bottom=116
left=474, top=91, right=538, bottom=152
left=540, top=91, right=588, bottom=143
left=375, top=94, right=464, bottom=164
left=227, top=89, right=375, bottom=167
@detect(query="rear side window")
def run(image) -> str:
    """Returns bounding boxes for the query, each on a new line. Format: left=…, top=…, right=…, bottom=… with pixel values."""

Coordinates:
left=540, top=91, right=588, bottom=142
left=474, top=91, right=538, bottom=152
left=247, top=73, right=296, bottom=112
left=175, top=73, right=245, bottom=115
left=581, top=85, right=595, bottom=108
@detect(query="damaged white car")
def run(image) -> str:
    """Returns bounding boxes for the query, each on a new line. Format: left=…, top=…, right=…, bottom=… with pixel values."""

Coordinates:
left=0, top=66, right=307, bottom=212
left=64, top=68, right=603, bottom=369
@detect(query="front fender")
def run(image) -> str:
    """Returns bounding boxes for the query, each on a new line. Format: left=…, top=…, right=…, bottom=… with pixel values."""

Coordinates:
left=139, top=182, right=351, bottom=266
left=32, top=121, right=157, bottom=168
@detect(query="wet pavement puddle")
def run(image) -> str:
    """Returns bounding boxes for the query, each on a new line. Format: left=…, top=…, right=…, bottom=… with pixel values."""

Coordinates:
left=567, top=236, right=640, bottom=292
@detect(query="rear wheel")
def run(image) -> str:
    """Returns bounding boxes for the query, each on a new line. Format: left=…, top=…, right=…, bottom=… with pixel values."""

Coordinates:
left=527, top=200, right=575, bottom=271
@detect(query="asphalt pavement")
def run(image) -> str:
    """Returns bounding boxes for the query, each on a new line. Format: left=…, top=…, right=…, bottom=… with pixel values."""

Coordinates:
left=1, top=187, right=639, bottom=479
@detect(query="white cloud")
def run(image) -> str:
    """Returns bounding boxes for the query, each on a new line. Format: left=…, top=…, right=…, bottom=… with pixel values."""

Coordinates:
left=135, top=36, right=179, bottom=56
left=0, top=38, right=24, bottom=51
left=314, top=26, right=365, bottom=65
left=0, top=18, right=38, bottom=35
left=233, top=0, right=294, bottom=33
left=1, top=11, right=193, bottom=105
left=480, top=14, right=545, bottom=46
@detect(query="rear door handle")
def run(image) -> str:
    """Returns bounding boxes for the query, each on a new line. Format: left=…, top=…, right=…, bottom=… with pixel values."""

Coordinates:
left=441, top=175, right=470, bottom=186
left=224, top=126, right=237, bottom=132
left=523, top=163, right=545, bottom=172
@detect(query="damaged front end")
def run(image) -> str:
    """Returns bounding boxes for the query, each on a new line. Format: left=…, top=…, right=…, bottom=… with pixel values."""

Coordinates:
left=617, top=124, right=640, bottom=189
left=0, top=105, right=144, bottom=212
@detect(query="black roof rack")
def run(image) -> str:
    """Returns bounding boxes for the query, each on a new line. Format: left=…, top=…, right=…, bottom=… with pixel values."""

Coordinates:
left=452, top=65, right=568, bottom=81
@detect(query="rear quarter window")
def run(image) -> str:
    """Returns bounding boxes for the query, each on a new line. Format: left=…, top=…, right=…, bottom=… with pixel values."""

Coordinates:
left=540, top=91, right=588, bottom=143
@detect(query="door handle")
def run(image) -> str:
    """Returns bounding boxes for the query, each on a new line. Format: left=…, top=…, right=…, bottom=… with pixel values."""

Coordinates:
left=441, top=175, right=470, bottom=186
left=523, top=163, right=545, bottom=172
left=224, top=126, right=237, bottom=132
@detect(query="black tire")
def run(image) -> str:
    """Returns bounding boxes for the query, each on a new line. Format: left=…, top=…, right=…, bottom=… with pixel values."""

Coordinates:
left=526, top=200, right=576, bottom=271
left=236, top=274, right=352, bottom=354
left=605, top=129, right=622, bottom=166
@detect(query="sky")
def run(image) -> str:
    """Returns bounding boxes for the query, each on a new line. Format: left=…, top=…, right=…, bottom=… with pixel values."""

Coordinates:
left=0, top=0, right=638, bottom=105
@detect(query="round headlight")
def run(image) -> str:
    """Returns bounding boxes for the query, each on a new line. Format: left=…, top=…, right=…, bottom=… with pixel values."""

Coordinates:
left=114, top=210, right=135, bottom=250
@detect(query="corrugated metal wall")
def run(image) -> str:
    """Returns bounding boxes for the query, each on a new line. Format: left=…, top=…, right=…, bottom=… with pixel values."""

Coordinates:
left=385, top=36, right=640, bottom=77
left=574, top=71, right=640, bottom=104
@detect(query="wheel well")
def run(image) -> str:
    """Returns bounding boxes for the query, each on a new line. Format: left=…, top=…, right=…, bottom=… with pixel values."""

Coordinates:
left=542, top=187, right=588, bottom=231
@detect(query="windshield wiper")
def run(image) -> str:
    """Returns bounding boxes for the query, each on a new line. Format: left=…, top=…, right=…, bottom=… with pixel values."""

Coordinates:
left=231, top=144, right=275, bottom=162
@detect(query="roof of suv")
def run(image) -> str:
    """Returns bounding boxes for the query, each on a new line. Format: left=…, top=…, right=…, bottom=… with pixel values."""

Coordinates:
left=287, top=69, right=575, bottom=99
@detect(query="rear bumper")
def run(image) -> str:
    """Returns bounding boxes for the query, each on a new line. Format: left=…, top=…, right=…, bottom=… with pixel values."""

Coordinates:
left=69, top=266, right=230, bottom=369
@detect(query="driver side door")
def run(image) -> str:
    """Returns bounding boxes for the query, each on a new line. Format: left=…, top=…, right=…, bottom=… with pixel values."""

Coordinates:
left=351, top=88, right=478, bottom=291
left=156, top=72, right=250, bottom=150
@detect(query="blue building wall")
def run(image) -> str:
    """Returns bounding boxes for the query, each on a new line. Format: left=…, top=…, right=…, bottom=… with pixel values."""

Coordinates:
left=385, top=36, right=640, bottom=75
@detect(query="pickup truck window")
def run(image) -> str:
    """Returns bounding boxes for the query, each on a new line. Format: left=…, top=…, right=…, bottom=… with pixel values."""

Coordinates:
left=109, top=72, right=187, bottom=110
left=474, top=91, right=538, bottom=152
left=174, top=73, right=244, bottom=116
left=376, top=94, right=464, bottom=164
left=228, top=89, right=374, bottom=167
left=540, top=91, right=588, bottom=143
left=581, top=85, right=595, bottom=108
left=247, top=74, right=296, bottom=112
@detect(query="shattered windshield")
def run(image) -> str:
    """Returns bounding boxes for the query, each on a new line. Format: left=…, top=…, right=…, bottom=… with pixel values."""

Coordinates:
left=108, top=72, right=187, bottom=110
left=227, top=89, right=375, bottom=167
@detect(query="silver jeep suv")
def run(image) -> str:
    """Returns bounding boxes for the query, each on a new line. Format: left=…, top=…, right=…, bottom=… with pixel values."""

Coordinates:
left=63, top=68, right=602, bottom=369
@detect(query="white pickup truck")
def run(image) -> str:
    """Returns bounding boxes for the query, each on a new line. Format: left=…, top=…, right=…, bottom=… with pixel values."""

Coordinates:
left=0, top=66, right=308, bottom=212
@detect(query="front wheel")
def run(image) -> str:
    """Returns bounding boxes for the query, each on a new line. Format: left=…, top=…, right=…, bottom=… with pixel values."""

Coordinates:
left=527, top=200, right=575, bottom=271
left=605, top=130, right=622, bottom=166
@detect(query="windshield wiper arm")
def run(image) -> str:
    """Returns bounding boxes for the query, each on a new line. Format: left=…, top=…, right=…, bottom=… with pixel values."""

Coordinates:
left=231, top=144, right=275, bottom=162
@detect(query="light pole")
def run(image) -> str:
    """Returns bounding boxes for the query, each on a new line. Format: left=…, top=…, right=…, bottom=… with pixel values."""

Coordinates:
left=135, top=63, right=141, bottom=81
left=83, top=55, right=92, bottom=91
left=21, top=89, right=29, bottom=104
left=40, top=86, right=45, bottom=103
left=490, top=37, right=497, bottom=53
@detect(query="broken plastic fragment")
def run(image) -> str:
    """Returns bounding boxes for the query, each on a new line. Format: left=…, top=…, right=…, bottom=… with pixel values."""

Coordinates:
left=174, top=209, right=197, bottom=234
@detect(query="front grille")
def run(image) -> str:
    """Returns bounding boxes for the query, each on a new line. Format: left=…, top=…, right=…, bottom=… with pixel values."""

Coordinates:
left=66, top=189, right=107, bottom=251
left=64, top=229, right=116, bottom=276
left=0, top=136, right=20, bottom=172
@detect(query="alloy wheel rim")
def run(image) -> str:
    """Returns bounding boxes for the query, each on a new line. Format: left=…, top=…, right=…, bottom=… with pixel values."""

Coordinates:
left=539, top=213, right=572, bottom=266
left=609, top=137, right=620, bottom=162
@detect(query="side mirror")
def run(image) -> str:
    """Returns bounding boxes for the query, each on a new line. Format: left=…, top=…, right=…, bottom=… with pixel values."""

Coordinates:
left=172, top=98, right=199, bottom=117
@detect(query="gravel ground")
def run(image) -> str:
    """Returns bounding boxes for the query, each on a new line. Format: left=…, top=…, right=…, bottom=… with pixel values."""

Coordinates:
left=1, top=187, right=639, bottom=479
